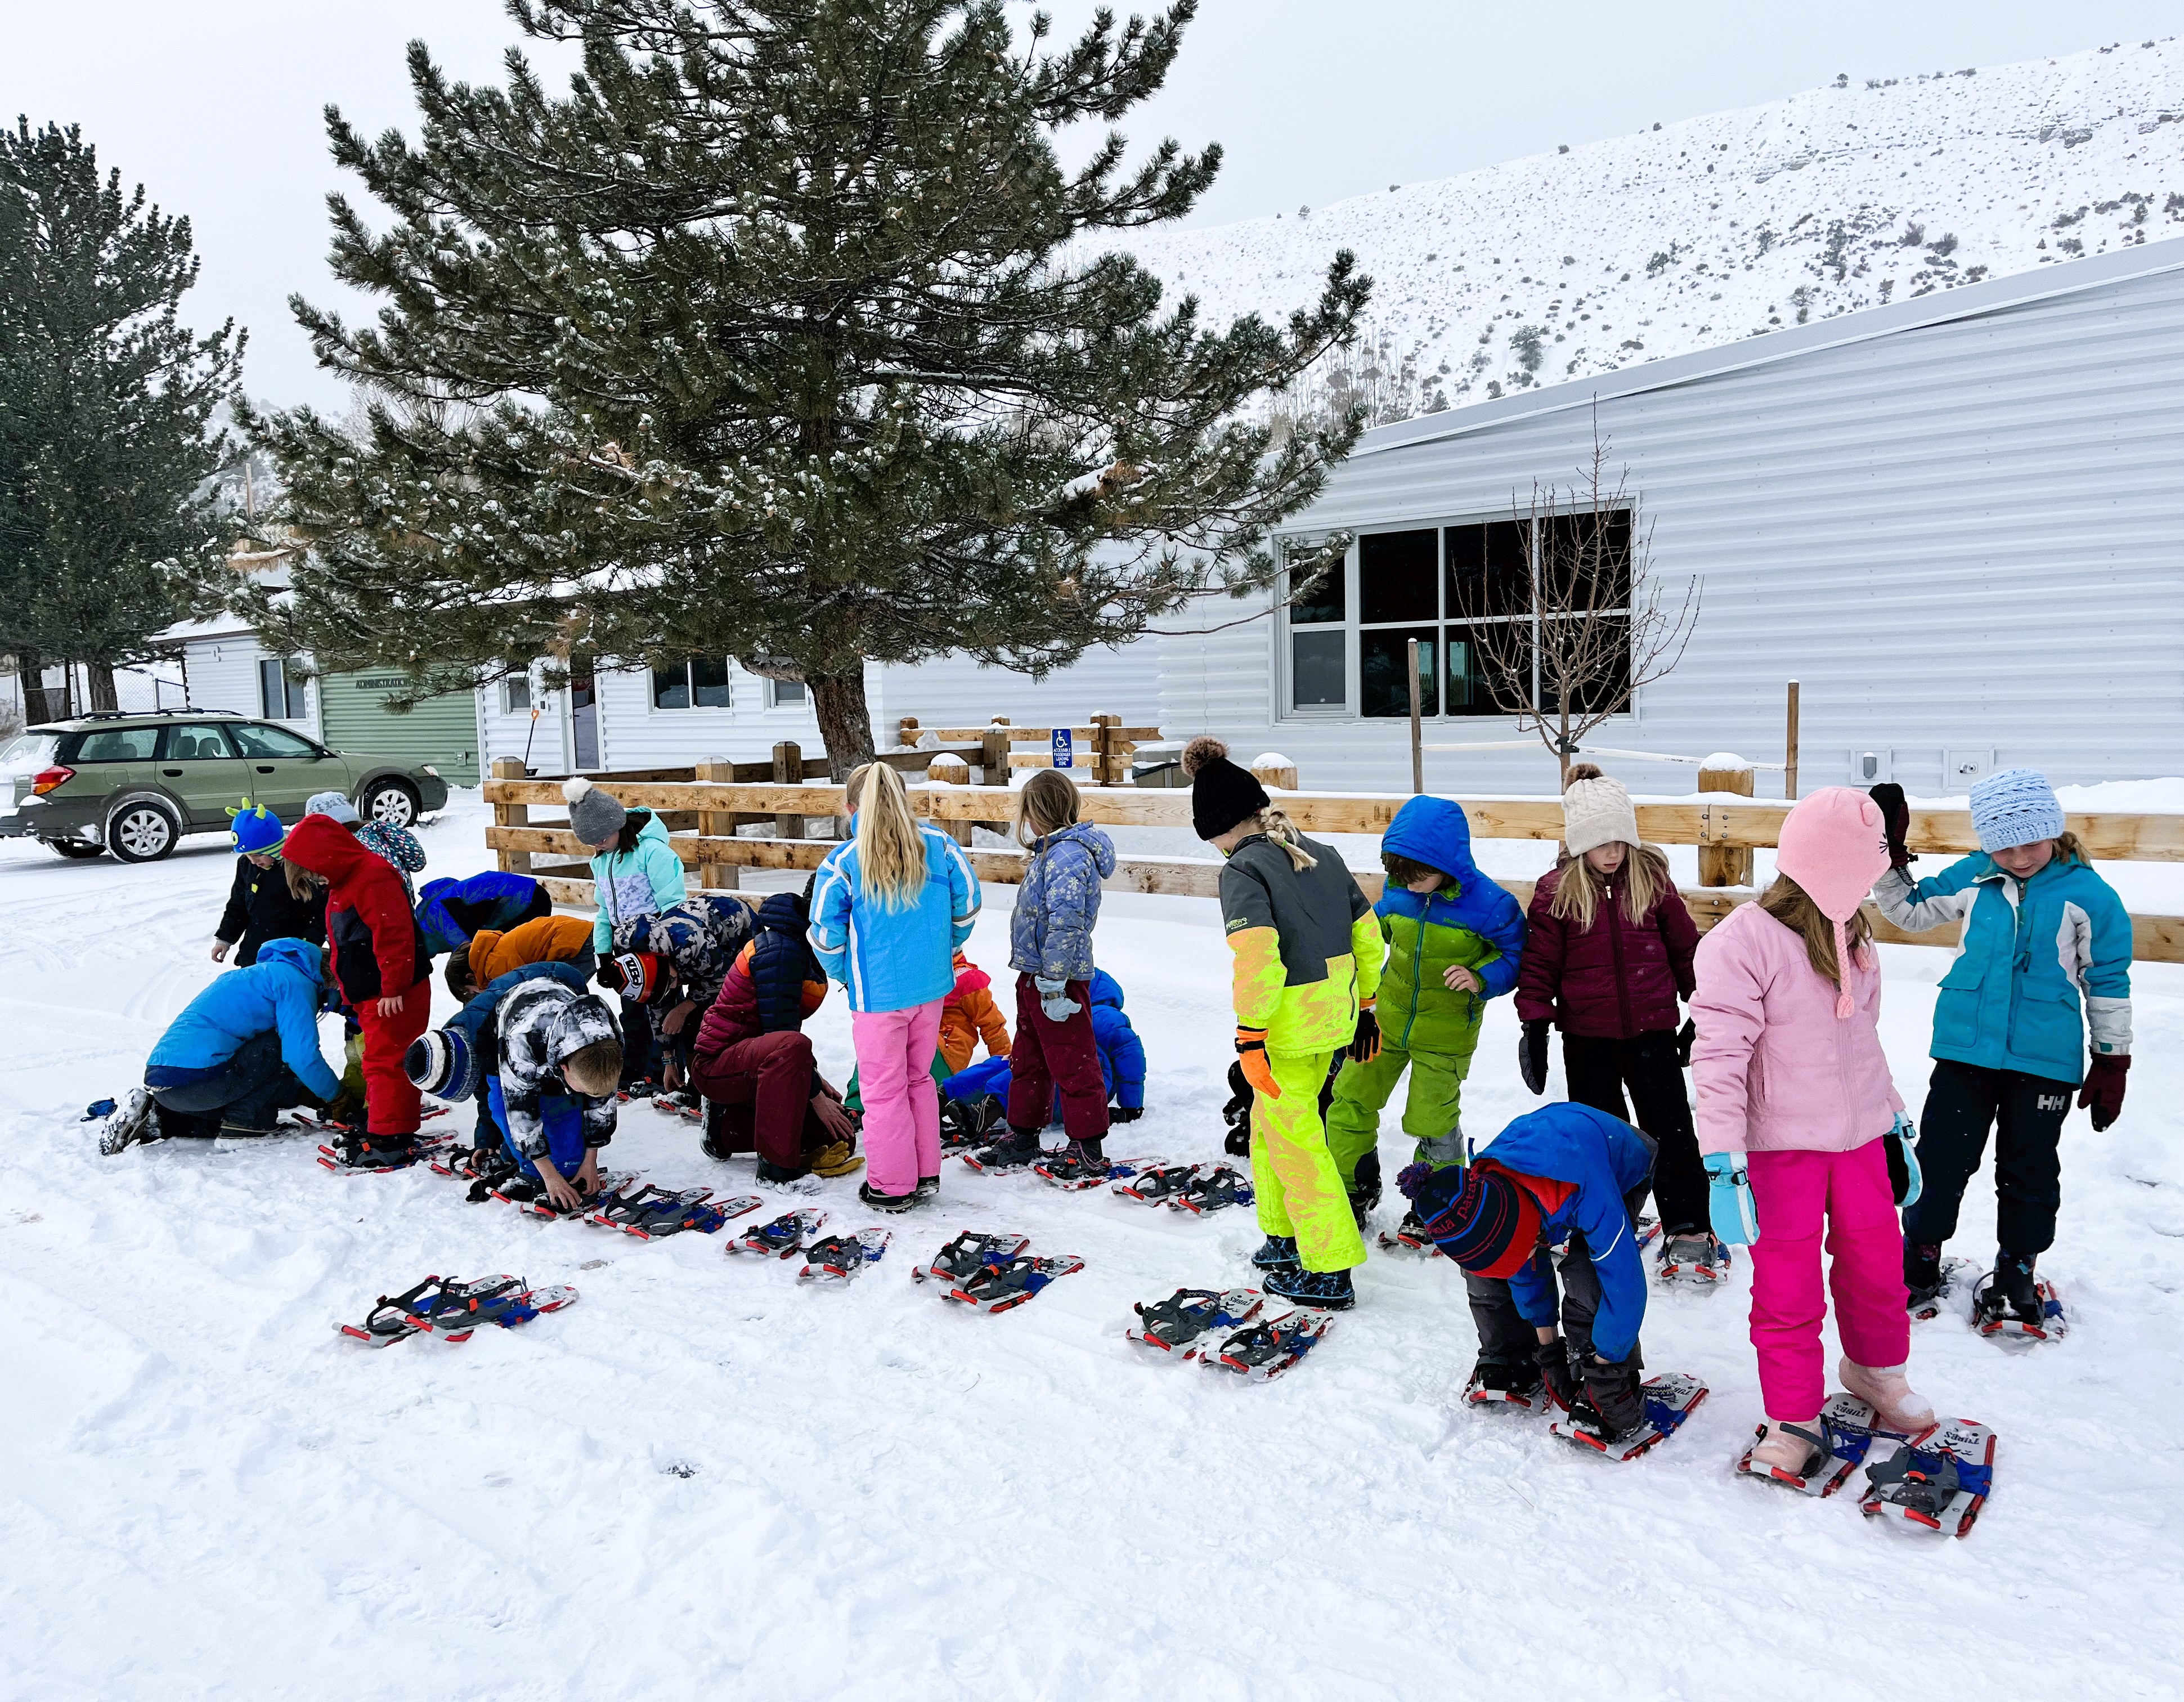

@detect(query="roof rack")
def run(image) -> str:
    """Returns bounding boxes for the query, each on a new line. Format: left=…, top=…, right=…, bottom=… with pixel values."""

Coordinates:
left=71, top=707, right=236, bottom=719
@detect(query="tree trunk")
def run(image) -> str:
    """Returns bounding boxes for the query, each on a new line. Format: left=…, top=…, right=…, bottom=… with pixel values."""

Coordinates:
left=18, top=653, right=67, bottom=725
left=807, top=668, right=876, bottom=781
left=87, top=661, right=119, bottom=713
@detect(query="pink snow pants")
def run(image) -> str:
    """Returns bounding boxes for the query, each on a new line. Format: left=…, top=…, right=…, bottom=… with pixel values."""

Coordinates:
left=1746, top=1137, right=1910, bottom=1423
left=850, top=998, right=945, bottom=1197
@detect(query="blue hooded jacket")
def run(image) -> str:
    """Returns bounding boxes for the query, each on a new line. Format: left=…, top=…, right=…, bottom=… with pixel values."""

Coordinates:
left=445, top=960, right=591, bottom=1098
left=416, top=872, right=546, bottom=958
left=941, top=967, right=1147, bottom=1113
left=146, top=938, right=342, bottom=1101
left=1472, top=1101, right=1653, bottom=1363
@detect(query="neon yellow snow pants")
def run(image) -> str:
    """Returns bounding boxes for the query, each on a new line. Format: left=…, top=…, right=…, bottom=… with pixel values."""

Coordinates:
left=1250, top=1048, right=1367, bottom=1273
left=1324, top=1044, right=1470, bottom=1184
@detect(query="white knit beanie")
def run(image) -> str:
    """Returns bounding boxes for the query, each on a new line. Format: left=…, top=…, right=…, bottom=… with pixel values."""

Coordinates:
left=1562, top=776, right=1639, bottom=857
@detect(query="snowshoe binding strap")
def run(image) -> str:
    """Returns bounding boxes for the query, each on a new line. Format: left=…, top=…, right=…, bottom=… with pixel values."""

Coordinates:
left=1217, top=1316, right=1307, bottom=1373
left=1132, top=1288, right=1223, bottom=1350
left=1174, top=1165, right=1251, bottom=1213
left=1115, top=1163, right=1199, bottom=1203
left=1864, top=1443, right=1962, bottom=1518
left=1034, top=1148, right=1110, bottom=1186
left=914, top=1231, right=1031, bottom=1283
left=800, top=1235, right=865, bottom=1279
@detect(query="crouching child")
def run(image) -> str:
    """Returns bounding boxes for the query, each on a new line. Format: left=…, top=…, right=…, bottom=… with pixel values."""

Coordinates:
left=1398, top=1102, right=1655, bottom=1434
left=491, top=980, right=624, bottom=1211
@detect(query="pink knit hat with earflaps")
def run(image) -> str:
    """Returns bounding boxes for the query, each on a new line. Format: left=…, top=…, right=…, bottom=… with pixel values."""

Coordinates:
left=1774, top=787, right=1892, bottom=1020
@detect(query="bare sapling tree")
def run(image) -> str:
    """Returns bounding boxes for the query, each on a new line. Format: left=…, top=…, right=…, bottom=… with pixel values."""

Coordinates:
left=1454, top=414, right=1699, bottom=784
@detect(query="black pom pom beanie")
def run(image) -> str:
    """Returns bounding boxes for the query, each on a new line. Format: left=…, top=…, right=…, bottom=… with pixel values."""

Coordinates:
left=1183, top=737, right=1270, bottom=842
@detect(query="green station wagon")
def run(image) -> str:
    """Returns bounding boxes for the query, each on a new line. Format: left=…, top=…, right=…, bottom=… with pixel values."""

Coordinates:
left=0, top=710, right=452, bottom=862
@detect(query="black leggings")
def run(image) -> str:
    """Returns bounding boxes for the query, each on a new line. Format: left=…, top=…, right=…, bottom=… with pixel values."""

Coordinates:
left=1902, top=1059, right=2073, bottom=1258
left=1561, top=1030, right=1707, bottom=1235
left=1466, top=1167, right=1653, bottom=1368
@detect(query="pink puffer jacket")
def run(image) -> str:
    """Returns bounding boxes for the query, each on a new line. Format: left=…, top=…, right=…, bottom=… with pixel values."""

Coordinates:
left=1690, top=902, right=1903, bottom=1157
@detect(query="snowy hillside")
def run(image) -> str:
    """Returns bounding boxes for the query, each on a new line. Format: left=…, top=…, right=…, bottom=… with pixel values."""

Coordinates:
left=1114, top=38, right=2184, bottom=411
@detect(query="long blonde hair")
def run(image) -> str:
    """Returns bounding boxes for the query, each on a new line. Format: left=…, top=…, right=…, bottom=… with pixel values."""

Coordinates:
left=1550, top=843, right=1671, bottom=931
left=1255, top=807, right=1318, bottom=872
left=846, top=761, right=927, bottom=908
left=1757, top=872, right=1872, bottom=989
left=1016, top=768, right=1080, bottom=848
left=282, top=858, right=328, bottom=903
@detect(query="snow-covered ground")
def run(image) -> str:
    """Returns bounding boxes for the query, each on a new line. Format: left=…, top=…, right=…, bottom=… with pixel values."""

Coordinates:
left=6, top=791, right=2183, bottom=1699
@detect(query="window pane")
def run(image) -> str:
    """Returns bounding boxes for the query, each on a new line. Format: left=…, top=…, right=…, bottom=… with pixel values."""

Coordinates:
left=1290, top=630, right=1346, bottom=707
left=1540, top=613, right=1631, bottom=715
left=1288, top=552, right=1345, bottom=625
left=158, top=724, right=236, bottom=760
left=691, top=657, right=732, bottom=708
left=76, top=727, right=159, bottom=762
left=1537, top=510, right=1631, bottom=613
left=1446, top=621, right=1533, bottom=718
left=1446, top=520, right=1530, bottom=619
left=284, top=670, right=310, bottom=720
left=258, top=659, right=282, bottom=720
left=230, top=723, right=319, bottom=758
left=652, top=664, right=690, bottom=710
left=1360, top=626, right=1438, bottom=718
left=1358, top=529, right=1438, bottom=624
left=504, top=675, right=532, bottom=713
left=772, top=678, right=806, bottom=705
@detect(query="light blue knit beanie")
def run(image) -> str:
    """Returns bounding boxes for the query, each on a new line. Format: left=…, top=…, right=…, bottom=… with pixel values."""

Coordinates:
left=1969, top=768, right=2064, bottom=853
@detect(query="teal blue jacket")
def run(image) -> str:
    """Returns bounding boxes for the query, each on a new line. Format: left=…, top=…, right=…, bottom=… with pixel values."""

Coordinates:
left=1873, top=854, right=2132, bottom=1086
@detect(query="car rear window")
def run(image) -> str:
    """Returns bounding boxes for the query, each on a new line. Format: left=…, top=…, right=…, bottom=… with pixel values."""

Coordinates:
left=74, top=727, right=162, bottom=762
left=0, top=733, right=59, bottom=774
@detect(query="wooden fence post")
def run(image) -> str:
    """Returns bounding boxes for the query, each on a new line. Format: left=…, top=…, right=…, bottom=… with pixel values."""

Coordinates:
left=694, top=757, right=738, bottom=889
left=1252, top=755, right=1300, bottom=792
left=1784, top=680, right=1801, bottom=801
left=1698, top=756, right=1755, bottom=887
left=1092, top=713, right=1118, bottom=786
left=490, top=756, right=531, bottom=874
left=772, top=741, right=805, bottom=840
left=980, top=717, right=1010, bottom=789
left=929, top=753, right=975, bottom=844
left=897, top=715, right=920, bottom=749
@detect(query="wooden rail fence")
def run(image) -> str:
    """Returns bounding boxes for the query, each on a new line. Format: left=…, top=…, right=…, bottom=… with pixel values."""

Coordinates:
left=484, top=768, right=2184, bottom=965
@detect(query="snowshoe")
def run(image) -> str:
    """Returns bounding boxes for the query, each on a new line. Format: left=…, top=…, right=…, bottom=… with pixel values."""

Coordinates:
left=941, top=1252, right=1084, bottom=1314
left=651, top=1089, right=703, bottom=1122
left=1972, top=1260, right=2066, bottom=1343
left=1735, top=1394, right=1886, bottom=1496
left=797, top=1228, right=893, bottom=1283
left=334, top=1274, right=452, bottom=1347
left=1860, top=1420, right=1996, bottom=1538
left=517, top=1167, right=645, bottom=1221
left=597, top=1185, right=720, bottom=1238
left=960, top=1130, right=1042, bottom=1174
left=616, top=1077, right=660, bottom=1101
left=1127, top=1287, right=1263, bottom=1355
left=1035, top=1148, right=1155, bottom=1190
left=1377, top=1208, right=1442, bottom=1257
left=1549, top=1372, right=1708, bottom=1462
left=1262, top=1264, right=1355, bottom=1311
left=98, top=1087, right=159, bottom=1157
left=857, top=1180, right=920, bottom=1213
left=1464, top=1359, right=1549, bottom=1412
left=940, top=1094, right=1005, bottom=1152
left=1908, top=1255, right=1981, bottom=1321
left=910, top=1231, right=1030, bottom=1286
left=1172, top=1164, right=1253, bottom=1216
left=1112, top=1162, right=1200, bottom=1204
left=1655, top=1231, right=1732, bottom=1287
left=1204, top=1309, right=1333, bottom=1381
left=726, top=1209, right=827, bottom=1259
left=316, top=1132, right=449, bottom=1174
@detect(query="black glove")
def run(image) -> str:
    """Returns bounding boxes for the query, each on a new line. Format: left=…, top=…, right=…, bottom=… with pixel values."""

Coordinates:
left=1348, top=1004, right=1382, bottom=1065
left=1675, top=1017, right=1696, bottom=1069
left=1224, top=1123, right=1250, bottom=1158
left=1580, top=1355, right=1647, bottom=1440
left=1868, top=782, right=1915, bottom=870
left=1109, top=1105, right=1143, bottom=1124
left=1533, top=1338, right=1577, bottom=1412
left=1518, top=1020, right=1550, bottom=1096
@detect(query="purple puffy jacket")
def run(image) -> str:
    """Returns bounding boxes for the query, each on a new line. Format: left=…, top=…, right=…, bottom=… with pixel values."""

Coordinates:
left=1515, top=862, right=1699, bottom=1039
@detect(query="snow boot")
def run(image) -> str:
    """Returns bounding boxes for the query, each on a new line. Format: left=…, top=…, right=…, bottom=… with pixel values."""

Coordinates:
left=1904, top=1241, right=1944, bottom=1306
left=913, top=1175, right=940, bottom=1203
left=1469, top=1358, right=1545, bottom=1403
left=1034, top=1141, right=1111, bottom=1187
left=756, top=1159, right=813, bottom=1186
left=1262, top=1264, right=1356, bottom=1312
left=1990, top=1252, right=2043, bottom=1324
left=99, top=1087, right=160, bottom=1157
left=858, top=1180, right=920, bottom=1215
left=963, top=1125, right=1041, bottom=1174
left=1748, top=1419, right=1828, bottom=1479
left=1837, top=1359, right=1936, bottom=1436
left=940, top=1094, right=1004, bottom=1152
left=1252, top=1234, right=1300, bottom=1272
left=1348, top=1149, right=1382, bottom=1226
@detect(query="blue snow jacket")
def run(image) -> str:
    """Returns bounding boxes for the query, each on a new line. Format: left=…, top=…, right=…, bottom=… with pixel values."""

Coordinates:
left=416, top=872, right=546, bottom=959
left=444, top=960, right=590, bottom=1100
left=810, top=823, right=981, bottom=1013
left=941, top=969, right=1147, bottom=1114
left=145, top=938, right=342, bottom=1102
left=1873, top=853, right=2132, bottom=1086
left=1010, top=822, right=1116, bottom=983
left=1375, top=796, right=1526, bottom=996
left=1474, top=1101, right=1653, bottom=1364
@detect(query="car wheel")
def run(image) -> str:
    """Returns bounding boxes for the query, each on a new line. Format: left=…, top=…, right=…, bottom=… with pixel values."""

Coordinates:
left=361, top=778, right=420, bottom=828
left=107, top=800, right=180, bottom=863
left=48, top=839, right=107, bottom=860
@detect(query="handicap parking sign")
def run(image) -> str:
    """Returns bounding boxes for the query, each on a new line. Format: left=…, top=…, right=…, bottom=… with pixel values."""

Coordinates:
left=1051, top=728, right=1073, bottom=769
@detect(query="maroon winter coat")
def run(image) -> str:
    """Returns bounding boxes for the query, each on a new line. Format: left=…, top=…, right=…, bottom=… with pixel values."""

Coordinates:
left=1515, top=861, right=1699, bottom=1038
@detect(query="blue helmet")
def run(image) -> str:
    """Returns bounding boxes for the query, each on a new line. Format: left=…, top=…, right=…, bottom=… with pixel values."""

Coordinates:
left=228, top=799, right=287, bottom=857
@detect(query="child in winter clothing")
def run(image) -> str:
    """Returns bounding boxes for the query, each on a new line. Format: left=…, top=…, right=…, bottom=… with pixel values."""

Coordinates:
left=1515, top=768, right=1709, bottom=1260
left=212, top=801, right=325, bottom=966
left=811, top=762, right=980, bottom=1211
left=415, top=956, right=592, bottom=1150
left=1325, top=794, right=1523, bottom=1236
left=444, top=912, right=597, bottom=1004
left=967, top=771, right=1118, bottom=1175
left=1693, top=787, right=1935, bottom=1477
left=943, top=968, right=1147, bottom=1127
left=938, top=949, right=1011, bottom=1076
left=600, top=895, right=757, bottom=1091
left=486, top=979, right=624, bottom=1212
left=106, top=938, right=344, bottom=1148
left=307, top=791, right=427, bottom=903
left=281, top=813, right=433, bottom=1164
left=567, top=776, right=689, bottom=1087
left=692, top=887, right=860, bottom=1183
left=1398, top=1102, right=1656, bottom=1431
left=416, top=872, right=552, bottom=960
left=1190, top=737, right=1384, bottom=1312
left=1871, top=769, right=2133, bottom=1320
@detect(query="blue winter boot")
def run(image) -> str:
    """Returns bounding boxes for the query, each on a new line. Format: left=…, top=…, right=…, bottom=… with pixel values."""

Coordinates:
left=1251, top=1234, right=1299, bottom=1271
left=1263, top=1264, right=1356, bottom=1312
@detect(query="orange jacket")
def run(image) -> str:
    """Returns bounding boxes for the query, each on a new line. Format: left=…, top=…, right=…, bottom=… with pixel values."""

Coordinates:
left=469, top=914, right=596, bottom=986
left=938, top=951, right=1011, bottom=1076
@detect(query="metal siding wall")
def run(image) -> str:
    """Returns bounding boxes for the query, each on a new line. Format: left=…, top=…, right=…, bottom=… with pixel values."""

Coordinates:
left=317, top=673, right=481, bottom=785
left=1155, top=262, right=2184, bottom=795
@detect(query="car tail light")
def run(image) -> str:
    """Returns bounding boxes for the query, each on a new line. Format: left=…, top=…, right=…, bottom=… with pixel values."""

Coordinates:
left=31, top=765, right=74, bottom=795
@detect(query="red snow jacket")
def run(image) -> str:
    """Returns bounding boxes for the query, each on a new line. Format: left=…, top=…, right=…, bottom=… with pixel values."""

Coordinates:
left=282, top=814, right=427, bottom=1004
left=1515, top=861, right=1699, bottom=1039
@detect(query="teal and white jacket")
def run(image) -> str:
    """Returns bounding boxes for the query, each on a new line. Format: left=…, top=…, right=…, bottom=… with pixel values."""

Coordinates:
left=811, top=825, right=981, bottom=1014
left=1873, top=853, right=2131, bottom=1086
left=588, top=810, right=689, bottom=955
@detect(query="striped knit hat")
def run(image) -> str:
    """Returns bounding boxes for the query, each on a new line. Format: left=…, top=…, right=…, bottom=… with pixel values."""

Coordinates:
left=1398, top=1160, right=1542, bottom=1279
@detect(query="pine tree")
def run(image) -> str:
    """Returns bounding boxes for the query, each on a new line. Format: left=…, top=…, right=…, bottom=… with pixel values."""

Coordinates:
left=0, top=120, right=243, bottom=722
left=246, top=0, right=1367, bottom=772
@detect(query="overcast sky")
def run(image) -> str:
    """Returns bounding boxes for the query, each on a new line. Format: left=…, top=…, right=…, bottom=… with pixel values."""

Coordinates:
left=7, top=1, right=2178, bottom=411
